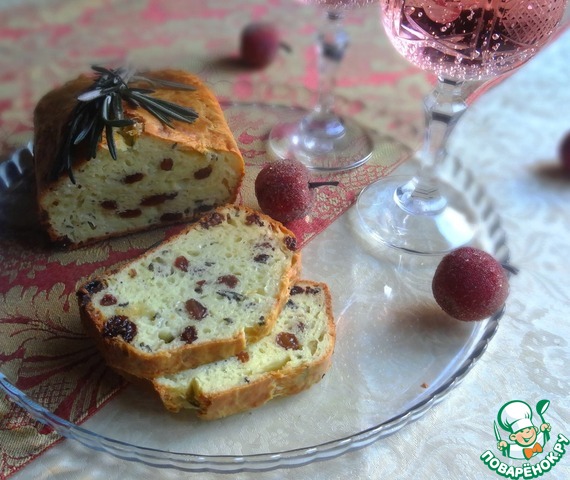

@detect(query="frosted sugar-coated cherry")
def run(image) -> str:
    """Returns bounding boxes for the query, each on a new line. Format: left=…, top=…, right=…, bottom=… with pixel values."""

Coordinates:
left=240, top=23, right=280, bottom=68
left=432, top=247, right=509, bottom=322
left=255, top=160, right=313, bottom=223
left=424, top=0, right=461, bottom=24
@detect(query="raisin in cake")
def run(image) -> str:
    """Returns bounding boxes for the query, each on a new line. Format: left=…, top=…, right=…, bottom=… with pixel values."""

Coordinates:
left=77, top=205, right=301, bottom=378
left=34, top=69, right=244, bottom=248
left=152, top=280, right=335, bottom=419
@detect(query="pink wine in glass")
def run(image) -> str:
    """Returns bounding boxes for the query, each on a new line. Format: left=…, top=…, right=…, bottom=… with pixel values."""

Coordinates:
left=382, top=0, right=567, bottom=80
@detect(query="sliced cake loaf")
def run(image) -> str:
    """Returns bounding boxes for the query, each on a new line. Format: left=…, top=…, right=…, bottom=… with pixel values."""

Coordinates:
left=77, top=205, right=301, bottom=378
left=152, top=280, right=335, bottom=419
left=34, top=69, right=244, bottom=248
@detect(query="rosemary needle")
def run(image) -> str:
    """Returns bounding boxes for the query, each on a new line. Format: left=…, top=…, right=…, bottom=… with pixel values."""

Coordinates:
left=52, top=66, right=199, bottom=183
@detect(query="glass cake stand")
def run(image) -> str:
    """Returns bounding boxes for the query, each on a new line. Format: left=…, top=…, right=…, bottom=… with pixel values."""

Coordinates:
left=0, top=80, right=510, bottom=473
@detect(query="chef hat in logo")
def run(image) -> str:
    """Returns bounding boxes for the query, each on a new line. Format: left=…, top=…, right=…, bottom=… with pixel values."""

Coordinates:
left=498, top=400, right=534, bottom=433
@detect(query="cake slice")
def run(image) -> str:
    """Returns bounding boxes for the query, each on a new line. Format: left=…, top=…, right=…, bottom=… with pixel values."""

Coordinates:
left=152, top=280, right=335, bottom=419
left=34, top=69, right=244, bottom=248
left=77, top=205, right=301, bottom=378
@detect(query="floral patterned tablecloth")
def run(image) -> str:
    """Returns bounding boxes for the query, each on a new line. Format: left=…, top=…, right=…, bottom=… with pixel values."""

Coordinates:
left=1, top=1, right=570, bottom=480
left=0, top=1, right=429, bottom=477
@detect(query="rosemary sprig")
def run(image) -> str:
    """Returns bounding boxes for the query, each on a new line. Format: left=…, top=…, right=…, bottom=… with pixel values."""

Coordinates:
left=52, top=65, right=199, bottom=183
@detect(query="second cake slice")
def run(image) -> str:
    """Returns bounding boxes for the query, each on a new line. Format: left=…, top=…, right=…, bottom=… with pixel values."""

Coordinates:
left=152, top=280, right=336, bottom=419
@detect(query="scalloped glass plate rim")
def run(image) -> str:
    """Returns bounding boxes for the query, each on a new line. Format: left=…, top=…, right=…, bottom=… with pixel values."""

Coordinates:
left=0, top=305, right=502, bottom=471
left=0, top=86, right=510, bottom=472
left=0, top=152, right=508, bottom=472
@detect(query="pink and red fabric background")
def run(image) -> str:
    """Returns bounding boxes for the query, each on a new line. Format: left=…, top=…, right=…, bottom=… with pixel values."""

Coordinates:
left=0, top=1, right=434, bottom=477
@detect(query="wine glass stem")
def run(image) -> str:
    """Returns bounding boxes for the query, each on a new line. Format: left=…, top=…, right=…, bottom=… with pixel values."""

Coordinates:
left=296, top=9, right=350, bottom=149
left=395, top=77, right=468, bottom=215
left=315, top=9, right=349, bottom=116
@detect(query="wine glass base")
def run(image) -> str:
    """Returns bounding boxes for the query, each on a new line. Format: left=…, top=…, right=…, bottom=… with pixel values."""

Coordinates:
left=267, top=115, right=373, bottom=172
left=355, top=175, right=479, bottom=255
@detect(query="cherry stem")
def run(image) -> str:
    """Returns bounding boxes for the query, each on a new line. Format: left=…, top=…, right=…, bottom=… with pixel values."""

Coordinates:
left=308, top=181, right=339, bottom=189
left=501, top=263, right=519, bottom=275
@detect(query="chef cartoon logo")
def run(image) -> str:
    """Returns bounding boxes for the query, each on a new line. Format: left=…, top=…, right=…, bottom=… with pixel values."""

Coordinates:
left=480, top=399, right=569, bottom=479
left=496, top=400, right=551, bottom=460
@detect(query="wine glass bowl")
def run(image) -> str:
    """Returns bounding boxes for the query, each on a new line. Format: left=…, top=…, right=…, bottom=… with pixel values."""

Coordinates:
left=382, top=0, right=567, bottom=81
left=355, top=0, right=567, bottom=255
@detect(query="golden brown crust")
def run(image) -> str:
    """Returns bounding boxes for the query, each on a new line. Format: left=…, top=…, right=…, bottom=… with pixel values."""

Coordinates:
left=34, top=69, right=245, bottom=248
left=33, top=74, right=92, bottom=187
left=194, top=351, right=333, bottom=420
left=34, top=69, right=242, bottom=186
left=157, top=375, right=277, bottom=418
left=79, top=302, right=248, bottom=378
left=125, top=70, right=242, bottom=158
left=77, top=205, right=301, bottom=379
left=152, top=281, right=336, bottom=419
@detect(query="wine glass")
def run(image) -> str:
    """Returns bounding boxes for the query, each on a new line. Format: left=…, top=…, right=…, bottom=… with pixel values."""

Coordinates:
left=355, top=0, right=567, bottom=254
left=267, top=0, right=376, bottom=172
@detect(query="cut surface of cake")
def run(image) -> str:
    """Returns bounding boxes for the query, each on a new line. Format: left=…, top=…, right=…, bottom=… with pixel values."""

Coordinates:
left=34, top=69, right=244, bottom=248
left=152, top=280, right=335, bottom=419
left=77, top=205, right=301, bottom=378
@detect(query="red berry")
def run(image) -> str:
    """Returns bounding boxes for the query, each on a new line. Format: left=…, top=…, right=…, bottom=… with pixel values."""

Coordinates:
left=255, top=160, right=313, bottom=223
left=432, top=247, right=509, bottom=322
left=425, top=1, right=461, bottom=24
left=559, top=132, right=570, bottom=172
left=240, top=23, right=280, bottom=68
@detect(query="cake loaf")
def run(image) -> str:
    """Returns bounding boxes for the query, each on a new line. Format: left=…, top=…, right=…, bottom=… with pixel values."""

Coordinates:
left=152, top=280, right=335, bottom=419
left=77, top=205, right=301, bottom=378
left=34, top=69, right=244, bottom=248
